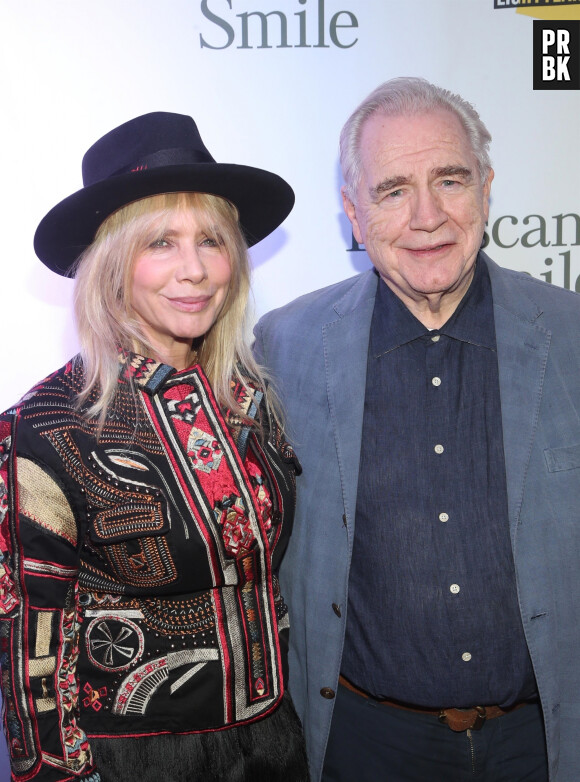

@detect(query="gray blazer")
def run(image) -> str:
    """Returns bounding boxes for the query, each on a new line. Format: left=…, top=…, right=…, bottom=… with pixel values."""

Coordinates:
left=254, top=252, right=580, bottom=782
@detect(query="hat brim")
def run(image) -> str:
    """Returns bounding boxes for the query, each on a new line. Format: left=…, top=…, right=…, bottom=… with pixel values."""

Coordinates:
left=34, top=163, right=295, bottom=276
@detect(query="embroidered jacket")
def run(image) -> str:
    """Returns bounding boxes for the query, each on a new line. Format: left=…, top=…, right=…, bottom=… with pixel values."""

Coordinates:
left=0, top=354, right=300, bottom=781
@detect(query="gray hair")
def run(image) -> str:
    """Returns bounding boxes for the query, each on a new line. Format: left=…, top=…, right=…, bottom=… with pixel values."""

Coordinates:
left=339, top=77, right=492, bottom=201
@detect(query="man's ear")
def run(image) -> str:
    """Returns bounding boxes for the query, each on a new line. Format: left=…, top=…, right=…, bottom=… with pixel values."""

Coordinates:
left=482, top=168, right=494, bottom=222
left=341, top=186, right=364, bottom=245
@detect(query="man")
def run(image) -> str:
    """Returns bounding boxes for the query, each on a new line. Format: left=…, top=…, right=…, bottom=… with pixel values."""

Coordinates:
left=254, top=77, right=580, bottom=782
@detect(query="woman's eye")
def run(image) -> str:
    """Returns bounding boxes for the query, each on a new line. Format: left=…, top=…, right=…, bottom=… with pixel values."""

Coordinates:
left=200, top=235, right=223, bottom=248
left=149, top=237, right=169, bottom=248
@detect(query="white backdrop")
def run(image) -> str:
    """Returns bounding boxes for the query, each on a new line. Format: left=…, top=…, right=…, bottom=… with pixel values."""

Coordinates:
left=1, top=0, right=579, bottom=775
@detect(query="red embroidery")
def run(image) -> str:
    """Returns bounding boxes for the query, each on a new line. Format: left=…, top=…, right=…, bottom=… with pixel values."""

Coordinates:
left=82, top=681, right=107, bottom=711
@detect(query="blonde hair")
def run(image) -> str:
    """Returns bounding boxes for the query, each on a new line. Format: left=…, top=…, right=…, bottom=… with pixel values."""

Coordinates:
left=73, top=192, right=277, bottom=429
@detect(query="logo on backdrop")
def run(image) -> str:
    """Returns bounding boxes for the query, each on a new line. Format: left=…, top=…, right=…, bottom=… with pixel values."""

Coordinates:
left=492, top=0, right=580, bottom=87
left=494, top=0, right=580, bottom=8
left=199, top=0, right=358, bottom=49
left=347, top=212, right=580, bottom=292
left=533, top=20, right=580, bottom=87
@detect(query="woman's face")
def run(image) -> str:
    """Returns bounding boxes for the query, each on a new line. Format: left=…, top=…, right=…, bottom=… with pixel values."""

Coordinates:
left=130, top=208, right=232, bottom=369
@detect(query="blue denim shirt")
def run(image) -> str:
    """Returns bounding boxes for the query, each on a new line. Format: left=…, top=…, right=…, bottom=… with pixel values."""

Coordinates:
left=342, top=260, right=536, bottom=708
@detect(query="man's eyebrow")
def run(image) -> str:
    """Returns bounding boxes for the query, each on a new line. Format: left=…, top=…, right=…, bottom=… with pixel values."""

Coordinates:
left=368, top=166, right=474, bottom=200
left=433, top=165, right=473, bottom=181
left=370, top=175, right=410, bottom=199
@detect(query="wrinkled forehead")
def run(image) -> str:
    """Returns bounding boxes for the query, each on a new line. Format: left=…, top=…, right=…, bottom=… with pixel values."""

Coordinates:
left=359, top=108, right=475, bottom=171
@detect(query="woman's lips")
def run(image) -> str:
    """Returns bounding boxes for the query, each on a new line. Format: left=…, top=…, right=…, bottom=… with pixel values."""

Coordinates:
left=166, top=295, right=211, bottom=312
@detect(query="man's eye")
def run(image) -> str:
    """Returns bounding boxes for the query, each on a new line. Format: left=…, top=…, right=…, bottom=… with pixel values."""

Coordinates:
left=442, top=180, right=458, bottom=187
left=388, top=189, right=403, bottom=198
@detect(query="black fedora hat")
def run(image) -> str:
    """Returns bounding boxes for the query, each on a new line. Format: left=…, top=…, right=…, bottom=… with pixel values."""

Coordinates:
left=34, top=111, right=295, bottom=276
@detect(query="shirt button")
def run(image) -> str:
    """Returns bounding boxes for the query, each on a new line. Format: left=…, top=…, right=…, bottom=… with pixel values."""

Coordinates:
left=450, top=584, right=460, bottom=594
left=320, top=687, right=336, bottom=699
left=431, top=377, right=442, bottom=387
left=431, top=335, right=440, bottom=342
left=434, top=444, right=444, bottom=454
left=439, top=512, right=449, bottom=522
left=462, top=652, right=472, bottom=662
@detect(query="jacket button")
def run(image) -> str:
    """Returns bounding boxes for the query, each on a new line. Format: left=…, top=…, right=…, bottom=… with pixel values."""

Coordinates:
left=332, top=603, right=342, bottom=617
left=320, top=687, right=336, bottom=699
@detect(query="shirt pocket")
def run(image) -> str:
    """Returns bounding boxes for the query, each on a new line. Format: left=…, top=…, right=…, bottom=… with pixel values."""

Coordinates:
left=544, top=443, right=580, bottom=473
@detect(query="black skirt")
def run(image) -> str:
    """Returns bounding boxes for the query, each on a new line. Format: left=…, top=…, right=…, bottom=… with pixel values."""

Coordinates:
left=90, top=692, right=310, bottom=782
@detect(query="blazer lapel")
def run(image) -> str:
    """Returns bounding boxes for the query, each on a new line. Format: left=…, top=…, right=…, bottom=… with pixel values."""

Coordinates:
left=487, top=256, right=551, bottom=541
left=322, top=270, right=378, bottom=533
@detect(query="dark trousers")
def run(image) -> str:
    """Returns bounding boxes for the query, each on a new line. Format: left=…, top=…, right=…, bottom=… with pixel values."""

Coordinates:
left=322, top=683, right=548, bottom=782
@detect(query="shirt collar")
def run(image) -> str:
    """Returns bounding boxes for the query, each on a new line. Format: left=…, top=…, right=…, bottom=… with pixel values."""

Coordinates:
left=370, top=253, right=496, bottom=359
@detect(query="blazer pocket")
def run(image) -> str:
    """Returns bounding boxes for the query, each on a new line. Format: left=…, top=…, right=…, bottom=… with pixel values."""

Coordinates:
left=88, top=496, right=169, bottom=544
left=87, top=493, right=175, bottom=589
left=544, top=443, right=580, bottom=473
left=89, top=522, right=178, bottom=589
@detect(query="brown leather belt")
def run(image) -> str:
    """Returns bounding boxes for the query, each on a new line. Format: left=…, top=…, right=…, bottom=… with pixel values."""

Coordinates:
left=338, top=675, right=527, bottom=732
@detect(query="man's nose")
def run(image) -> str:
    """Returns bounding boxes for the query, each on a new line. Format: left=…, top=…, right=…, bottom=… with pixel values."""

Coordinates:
left=408, top=188, right=448, bottom=232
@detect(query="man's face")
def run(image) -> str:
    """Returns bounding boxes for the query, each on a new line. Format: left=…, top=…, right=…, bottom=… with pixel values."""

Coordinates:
left=342, top=109, right=493, bottom=318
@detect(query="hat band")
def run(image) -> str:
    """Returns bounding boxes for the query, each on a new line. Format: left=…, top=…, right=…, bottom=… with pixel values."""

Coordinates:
left=111, top=146, right=216, bottom=178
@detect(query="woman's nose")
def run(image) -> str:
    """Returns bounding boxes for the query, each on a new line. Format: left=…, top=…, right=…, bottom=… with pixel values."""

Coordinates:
left=176, top=245, right=207, bottom=282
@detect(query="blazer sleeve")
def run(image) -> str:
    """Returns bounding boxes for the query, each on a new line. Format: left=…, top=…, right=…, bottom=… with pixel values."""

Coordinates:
left=252, top=317, right=267, bottom=366
left=0, top=411, right=98, bottom=782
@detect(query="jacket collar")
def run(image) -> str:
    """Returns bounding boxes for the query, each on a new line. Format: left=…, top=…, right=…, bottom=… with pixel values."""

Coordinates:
left=331, top=268, right=379, bottom=320
left=118, top=351, right=177, bottom=394
left=333, top=252, right=545, bottom=328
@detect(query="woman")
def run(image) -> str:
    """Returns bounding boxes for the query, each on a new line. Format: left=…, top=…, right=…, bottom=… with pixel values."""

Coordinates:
left=0, top=112, right=308, bottom=781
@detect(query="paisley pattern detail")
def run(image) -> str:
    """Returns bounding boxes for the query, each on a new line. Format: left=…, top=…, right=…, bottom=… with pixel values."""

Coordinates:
left=214, top=494, right=255, bottom=556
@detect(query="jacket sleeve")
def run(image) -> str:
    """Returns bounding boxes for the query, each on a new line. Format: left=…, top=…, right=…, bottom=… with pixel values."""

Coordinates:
left=252, top=317, right=267, bottom=366
left=0, top=412, right=98, bottom=782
